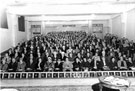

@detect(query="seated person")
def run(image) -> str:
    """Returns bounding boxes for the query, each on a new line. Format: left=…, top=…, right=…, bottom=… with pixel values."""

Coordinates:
left=117, top=56, right=127, bottom=70
left=36, top=58, right=44, bottom=72
left=86, top=52, right=92, bottom=60
left=68, top=53, right=75, bottom=62
left=126, top=57, right=134, bottom=70
left=73, top=58, right=81, bottom=71
left=20, top=53, right=27, bottom=63
left=26, top=54, right=36, bottom=72
left=67, top=46, right=73, bottom=54
left=109, top=57, right=118, bottom=70
left=101, top=55, right=110, bottom=71
left=81, top=57, right=89, bottom=71
left=87, top=58, right=93, bottom=71
left=44, top=57, right=54, bottom=72
left=0, top=58, right=8, bottom=72
left=63, top=57, right=73, bottom=71
left=8, top=58, right=18, bottom=72
left=54, top=58, right=63, bottom=72
left=17, top=58, right=26, bottom=72
left=91, top=53, right=102, bottom=71
left=4, top=53, right=11, bottom=64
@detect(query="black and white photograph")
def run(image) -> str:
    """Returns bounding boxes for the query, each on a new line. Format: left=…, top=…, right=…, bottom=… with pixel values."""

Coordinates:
left=0, top=0, right=135, bottom=91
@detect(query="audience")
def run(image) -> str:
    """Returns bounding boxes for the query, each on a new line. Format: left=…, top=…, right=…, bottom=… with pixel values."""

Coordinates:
left=0, top=31, right=135, bottom=72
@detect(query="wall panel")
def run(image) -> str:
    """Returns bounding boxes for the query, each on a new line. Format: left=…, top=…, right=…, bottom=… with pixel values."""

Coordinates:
left=112, top=15, right=123, bottom=37
left=126, top=8, right=135, bottom=41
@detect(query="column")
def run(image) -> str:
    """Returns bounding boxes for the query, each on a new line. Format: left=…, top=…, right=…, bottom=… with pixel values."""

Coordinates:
left=42, top=15, right=46, bottom=35
left=122, top=12, right=127, bottom=38
left=10, top=14, right=17, bottom=47
left=88, top=20, right=92, bottom=34
left=109, top=19, right=112, bottom=34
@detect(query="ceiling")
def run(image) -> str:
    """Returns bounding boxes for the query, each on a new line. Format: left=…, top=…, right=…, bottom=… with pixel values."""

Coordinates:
left=7, top=3, right=135, bottom=15
left=13, top=0, right=135, bottom=5
left=1, top=0, right=135, bottom=20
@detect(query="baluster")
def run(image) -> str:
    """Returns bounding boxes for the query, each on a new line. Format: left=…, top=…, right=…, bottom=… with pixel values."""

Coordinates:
left=32, top=72, right=34, bottom=79
left=8, top=73, right=10, bottom=79
left=58, top=72, right=59, bottom=78
left=39, top=72, right=41, bottom=78
left=26, top=72, right=28, bottom=79
left=20, top=72, right=22, bottom=79
left=14, top=73, right=16, bottom=79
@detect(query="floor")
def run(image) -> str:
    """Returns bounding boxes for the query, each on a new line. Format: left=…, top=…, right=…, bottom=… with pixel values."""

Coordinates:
left=1, top=78, right=135, bottom=91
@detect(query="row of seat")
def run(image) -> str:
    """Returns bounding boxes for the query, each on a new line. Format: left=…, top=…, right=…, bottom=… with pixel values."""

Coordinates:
left=0, top=71, right=135, bottom=79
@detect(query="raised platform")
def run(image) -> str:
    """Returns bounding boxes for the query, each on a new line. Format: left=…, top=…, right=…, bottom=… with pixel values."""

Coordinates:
left=1, top=71, right=135, bottom=91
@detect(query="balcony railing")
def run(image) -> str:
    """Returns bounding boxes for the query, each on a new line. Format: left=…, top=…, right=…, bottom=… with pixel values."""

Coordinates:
left=0, top=71, right=135, bottom=79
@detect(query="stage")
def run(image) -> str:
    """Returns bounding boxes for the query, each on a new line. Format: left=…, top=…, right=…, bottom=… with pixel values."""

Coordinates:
left=1, top=78, right=135, bottom=91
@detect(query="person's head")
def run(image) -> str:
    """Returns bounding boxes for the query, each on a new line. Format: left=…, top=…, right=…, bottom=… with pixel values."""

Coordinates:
left=57, top=58, right=61, bottom=63
left=15, top=53, right=18, bottom=57
left=15, top=49, right=18, bottom=53
left=30, top=45, right=34, bottom=50
left=2, top=58, right=6, bottom=64
left=86, top=49, right=90, bottom=52
left=21, top=53, right=24, bottom=58
left=96, top=49, right=99, bottom=53
left=62, top=46, right=65, bottom=50
left=120, top=56, right=123, bottom=61
left=110, top=48, right=113, bottom=52
left=65, top=57, right=69, bottom=62
left=128, top=57, right=132, bottom=62
left=95, top=52, right=98, bottom=56
left=123, top=54, right=126, bottom=58
left=69, top=46, right=72, bottom=49
left=69, top=53, right=72, bottom=57
left=118, top=52, right=122, bottom=57
left=87, top=52, right=90, bottom=57
left=17, top=46, right=20, bottom=51
left=102, top=50, right=105, bottom=57
left=75, top=58, right=79, bottom=63
left=31, top=41, right=33, bottom=45
left=46, top=52, right=49, bottom=56
left=8, top=49, right=12, bottom=54
left=25, top=41, right=27, bottom=45
left=30, top=54, right=33, bottom=59
left=83, top=58, right=87, bottom=62
left=48, top=57, right=52, bottom=63
left=12, top=58, right=16, bottom=63
left=77, top=53, right=81, bottom=58
left=81, top=49, right=84, bottom=53
left=19, top=58, right=23, bottom=63
left=89, top=45, right=92, bottom=50
left=5, top=53, right=8, bottom=57
left=112, top=57, right=115, bottom=62
left=37, top=52, right=41, bottom=57
left=72, top=49, right=75, bottom=53
left=38, top=58, right=42, bottom=62
left=110, top=52, right=113, bottom=56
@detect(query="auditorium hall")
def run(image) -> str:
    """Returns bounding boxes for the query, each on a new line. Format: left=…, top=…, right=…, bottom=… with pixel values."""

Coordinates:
left=0, top=0, right=135, bottom=91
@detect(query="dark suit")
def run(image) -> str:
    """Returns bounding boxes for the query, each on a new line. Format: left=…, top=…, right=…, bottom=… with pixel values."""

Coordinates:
left=81, top=61, right=89, bottom=71
left=73, top=61, right=81, bottom=71
left=54, top=62, right=63, bottom=71
left=35, top=61, right=44, bottom=72
left=100, top=56, right=110, bottom=70
left=91, top=59, right=102, bottom=71
left=8, top=62, right=17, bottom=72
left=26, top=60, right=36, bottom=72
left=109, top=60, right=118, bottom=70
